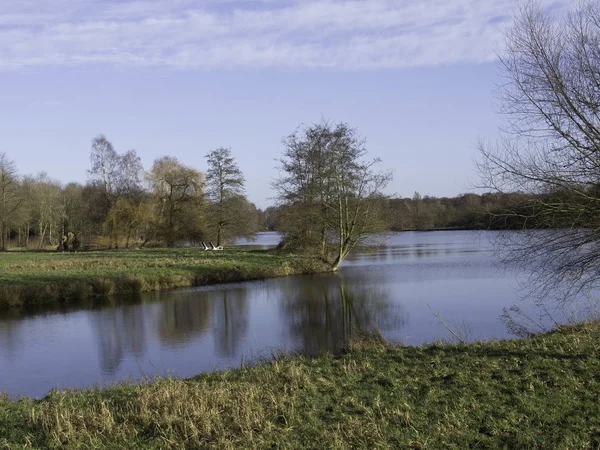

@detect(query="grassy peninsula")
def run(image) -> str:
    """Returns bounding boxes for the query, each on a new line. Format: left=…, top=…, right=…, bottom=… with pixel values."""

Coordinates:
left=1, top=321, right=599, bottom=449
left=0, top=248, right=330, bottom=308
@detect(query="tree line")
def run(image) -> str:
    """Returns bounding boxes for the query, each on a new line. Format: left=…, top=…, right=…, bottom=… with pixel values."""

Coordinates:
left=0, top=126, right=564, bottom=262
left=1, top=120, right=395, bottom=270
left=0, top=139, right=259, bottom=251
left=259, top=190, right=552, bottom=232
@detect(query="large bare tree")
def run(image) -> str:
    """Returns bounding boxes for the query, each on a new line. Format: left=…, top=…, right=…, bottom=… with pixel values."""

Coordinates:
left=89, top=135, right=120, bottom=208
left=478, top=2, right=600, bottom=301
left=277, top=121, right=392, bottom=270
left=89, top=135, right=144, bottom=247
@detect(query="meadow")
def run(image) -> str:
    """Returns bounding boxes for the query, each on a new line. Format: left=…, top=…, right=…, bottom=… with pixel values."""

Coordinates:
left=0, top=248, right=330, bottom=308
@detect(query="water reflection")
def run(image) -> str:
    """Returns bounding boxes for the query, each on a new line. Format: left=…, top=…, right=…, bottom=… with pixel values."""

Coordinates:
left=211, top=289, right=249, bottom=357
left=0, top=311, right=23, bottom=362
left=84, top=289, right=251, bottom=376
left=89, top=303, right=148, bottom=375
left=279, top=274, right=405, bottom=355
left=344, top=234, right=490, bottom=266
left=157, top=292, right=212, bottom=348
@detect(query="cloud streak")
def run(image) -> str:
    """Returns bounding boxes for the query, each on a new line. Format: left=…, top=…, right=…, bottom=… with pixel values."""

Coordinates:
left=0, top=0, right=567, bottom=71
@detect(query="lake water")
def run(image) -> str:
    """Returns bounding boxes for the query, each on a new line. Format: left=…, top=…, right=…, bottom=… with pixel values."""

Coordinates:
left=0, top=231, right=539, bottom=398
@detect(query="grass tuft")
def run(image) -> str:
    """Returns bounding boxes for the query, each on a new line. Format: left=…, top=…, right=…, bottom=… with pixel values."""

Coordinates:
left=89, top=278, right=116, bottom=297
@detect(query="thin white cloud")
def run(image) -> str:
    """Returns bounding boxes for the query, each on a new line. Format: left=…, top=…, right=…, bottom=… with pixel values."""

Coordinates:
left=0, top=0, right=567, bottom=71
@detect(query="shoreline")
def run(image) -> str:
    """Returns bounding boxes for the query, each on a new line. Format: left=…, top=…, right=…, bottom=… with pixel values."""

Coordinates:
left=1, top=321, right=598, bottom=448
left=0, top=248, right=332, bottom=309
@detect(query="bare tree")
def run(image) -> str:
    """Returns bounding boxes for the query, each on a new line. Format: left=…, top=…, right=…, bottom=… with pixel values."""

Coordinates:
left=205, top=148, right=253, bottom=246
left=62, top=182, right=86, bottom=247
left=0, top=153, right=21, bottom=251
left=277, top=121, right=392, bottom=270
left=478, top=2, right=600, bottom=300
left=89, top=135, right=120, bottom=207
left=116, top=149, right=143, bottom=198
left=89, top=135, right=144, bottom=247
left=25, top=173, right=63, bottom=249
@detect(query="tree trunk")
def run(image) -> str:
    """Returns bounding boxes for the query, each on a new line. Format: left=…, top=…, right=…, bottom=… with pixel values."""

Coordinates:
left=1, top=190, right=6, bottom=251
left=125, top=226, right=131, bottom=249
left=320, top=226, right=327, bottom=258
left=0, top=220, right=6, bottom=251
left=39, top=222, right=44, bottom=249
left=216, top=225, right=222, bottom=248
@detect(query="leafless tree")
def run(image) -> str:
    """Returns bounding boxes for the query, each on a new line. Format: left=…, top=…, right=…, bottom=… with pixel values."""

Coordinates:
left=478, top=2, right=600, bottom=304
left=89, top=135, right=120, bottom=207
left=89, top=135, right=144, bottom=247
left=25, top=173, right=63, bottom=249
left=205, top=147, right=254, bottom=246
left=276, top=121, right=392, bottom=270
left=0, top=153, right=21, bottom=250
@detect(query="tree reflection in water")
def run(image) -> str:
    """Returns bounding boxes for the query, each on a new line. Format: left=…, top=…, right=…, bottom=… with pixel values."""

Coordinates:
left=87, top=288, right=251, bottom=375
left=279, top=274, right=405, bottom=356
left=14, top=274, right=401, bottom=379
left=88, top=301, right=148, bottom=376
left=157, top=292, right=212, bottom=348
left=0, top=309, right=24, bottom=363
left=211, top=289, right=249, bottom=357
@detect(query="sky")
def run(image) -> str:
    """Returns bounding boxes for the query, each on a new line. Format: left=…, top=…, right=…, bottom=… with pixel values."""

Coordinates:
left=0, top=0, right=569, bottom=208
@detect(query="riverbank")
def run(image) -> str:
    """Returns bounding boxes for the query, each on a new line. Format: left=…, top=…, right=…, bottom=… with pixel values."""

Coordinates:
left=0, top=248, right=331, bottom=308
left=1, top=321, right=599, bottom=449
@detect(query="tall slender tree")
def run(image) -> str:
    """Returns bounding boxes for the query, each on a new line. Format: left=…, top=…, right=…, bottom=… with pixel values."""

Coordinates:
left=205, top=147, right=253, bottom=246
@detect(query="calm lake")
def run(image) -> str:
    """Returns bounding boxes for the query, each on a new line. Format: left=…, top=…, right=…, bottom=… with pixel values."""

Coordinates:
left=1, top=231, right=537, bottom=398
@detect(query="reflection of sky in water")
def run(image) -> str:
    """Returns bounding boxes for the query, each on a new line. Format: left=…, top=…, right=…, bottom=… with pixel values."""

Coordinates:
left=0, top=231, right=549, bottom=398
left=235, top=231, right=282, bottom=248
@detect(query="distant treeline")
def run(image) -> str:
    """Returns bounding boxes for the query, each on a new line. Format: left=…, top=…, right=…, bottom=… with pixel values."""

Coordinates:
left=259, top=191, right=548, bottom=232
left=0, top=139, right=260, bottom=251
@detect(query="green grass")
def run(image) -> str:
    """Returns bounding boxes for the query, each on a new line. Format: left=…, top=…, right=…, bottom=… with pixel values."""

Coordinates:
left=1, top=322, right=599, bottom=449
left=0, top=248, right=331, bottom=308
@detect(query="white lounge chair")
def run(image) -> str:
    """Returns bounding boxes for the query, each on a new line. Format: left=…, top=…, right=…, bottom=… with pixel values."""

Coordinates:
left=209, top=241, right=224, bottom=251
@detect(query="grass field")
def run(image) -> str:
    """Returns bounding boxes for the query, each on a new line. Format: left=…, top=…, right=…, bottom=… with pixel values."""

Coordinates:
left=0, top=321, right=599, bottom=448
left=0, top=248, right=330, bottom=308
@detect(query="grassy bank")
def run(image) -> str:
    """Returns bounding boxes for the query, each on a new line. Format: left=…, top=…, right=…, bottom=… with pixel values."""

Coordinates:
left=1, top=322, right=599, bottom=449
left=0, top=248, right=331, bottom=308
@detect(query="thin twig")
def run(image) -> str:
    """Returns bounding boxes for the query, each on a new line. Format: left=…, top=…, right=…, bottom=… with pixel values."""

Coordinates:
left=427, top=304, right=467, bottom=344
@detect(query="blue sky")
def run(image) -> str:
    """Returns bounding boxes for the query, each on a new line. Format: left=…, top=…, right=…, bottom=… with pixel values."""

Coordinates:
left=0, top=0, right=568, bottom=208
